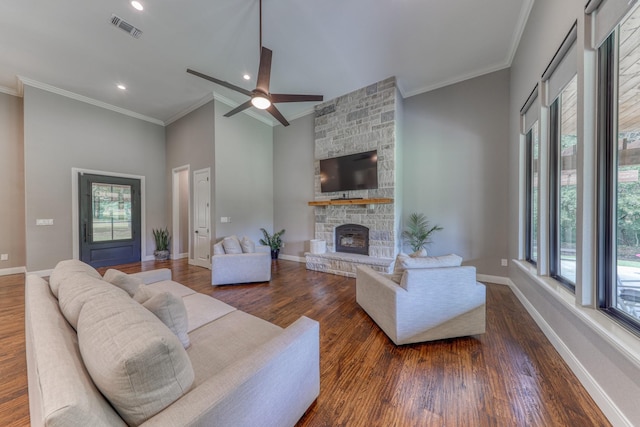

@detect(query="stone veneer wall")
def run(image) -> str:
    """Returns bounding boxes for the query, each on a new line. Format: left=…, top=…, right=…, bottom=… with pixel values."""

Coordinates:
left=313, top=77, right=397, bottom=259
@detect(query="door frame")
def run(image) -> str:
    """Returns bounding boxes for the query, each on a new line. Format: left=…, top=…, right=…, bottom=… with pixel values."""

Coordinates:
left=72, top=168, right=147, bottom=260
left=172, top=165, right=191, bottom=260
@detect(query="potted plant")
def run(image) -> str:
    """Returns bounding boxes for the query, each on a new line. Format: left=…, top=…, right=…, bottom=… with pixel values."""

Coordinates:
left=401, top=213, right=443, bottom=255
left=259, top=228, right=286, bottom=259
left=152, top=227, right=171, bottom=261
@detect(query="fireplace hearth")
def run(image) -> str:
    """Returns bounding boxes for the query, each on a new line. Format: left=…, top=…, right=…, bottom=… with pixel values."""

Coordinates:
left=335, top=224, right=369, bottom=256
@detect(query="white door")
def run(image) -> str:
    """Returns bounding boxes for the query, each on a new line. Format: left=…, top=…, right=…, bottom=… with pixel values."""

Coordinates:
left=193, top=168, right=211, bottom=268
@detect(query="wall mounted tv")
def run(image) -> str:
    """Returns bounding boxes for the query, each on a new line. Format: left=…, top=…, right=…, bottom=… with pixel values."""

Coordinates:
left=319, top=150, right=378, bottom=193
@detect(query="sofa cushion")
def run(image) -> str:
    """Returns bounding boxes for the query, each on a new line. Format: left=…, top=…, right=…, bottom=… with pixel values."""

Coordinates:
left=147, top=279, right=197, bottom=297
left=400, top=254, right=463, bottom=270
left=103, top=269, right=143, bottom=297
left=142, top=291, right=190, bottom=349
left=48, top=259, right=102, bottom=298
left=213, top=241, right=225, bottom=255
left=77, top=294, right=194, bottom=426
left=240, top=236, right=256, bottom=253
left=58, top=273, right=129, bottom=330
left=222, top=235, right=243, bottom=254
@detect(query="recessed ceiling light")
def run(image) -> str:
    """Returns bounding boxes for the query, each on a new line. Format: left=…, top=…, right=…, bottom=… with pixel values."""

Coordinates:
left=131, top=1, right=143, bottom=11
left=117, top=84, right=127, bottom=90
left=243, top=74, right=251, bottom=80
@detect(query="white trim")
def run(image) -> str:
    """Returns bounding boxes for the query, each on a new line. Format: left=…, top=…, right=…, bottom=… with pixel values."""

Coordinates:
left=508, top=266, right=634, bottom=426
left=143, top=255, right=155, bottom=262
left=0, top=85, right=19, bottom=97
left=279, top=254, right=306, bottom=263
left=0, top=266, right=26, bottom=276
left=506, top=0, right=536, bottom=66
left=213, top=93, right=275, bottom=127
left=172, top=165, right=191, bottom=263
left=18, top=76, right=165, bottom=126
left=172, top=252, right=189, bottom=260
left=165, top=93, right=214, bottom=125
left=72, top=168, right=147, bottom=262
left=476, top=274, right=510, bottom=285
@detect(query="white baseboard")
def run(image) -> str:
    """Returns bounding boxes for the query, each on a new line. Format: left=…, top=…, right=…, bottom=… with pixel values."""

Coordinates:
left=0, top=266, right=26, bottom=276
left=279, top=254, right=306, bottom=263
left=507, top=279, right=631, bottom=427
left=27, top=268, right=54, bottom=278
left=143, top=255, right=155, bottom=262
left=172, top=252, right=188, bottom=260
left=476, top=274, right=510, bottom=285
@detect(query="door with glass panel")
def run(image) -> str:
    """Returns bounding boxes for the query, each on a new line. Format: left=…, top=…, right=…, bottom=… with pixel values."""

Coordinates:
left=79, top=173, right=141, bottom=267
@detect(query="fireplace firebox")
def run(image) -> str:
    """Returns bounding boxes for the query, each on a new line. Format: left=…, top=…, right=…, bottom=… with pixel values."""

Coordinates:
left=335, top=224, right=369, bottom=256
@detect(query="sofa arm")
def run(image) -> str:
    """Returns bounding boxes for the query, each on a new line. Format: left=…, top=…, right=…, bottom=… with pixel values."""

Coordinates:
left=356, top=266, right=405, bottom=344
left=129, top=268, right=172, bottom=284
left=141, top=316, right=320, bottom=427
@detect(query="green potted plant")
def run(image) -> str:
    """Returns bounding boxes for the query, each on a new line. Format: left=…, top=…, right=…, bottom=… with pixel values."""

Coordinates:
left=152, top=227, right=171, bottom=261
left=401, top=213, right=442, bottom=255
left=259, top=228, right=286, bottom=259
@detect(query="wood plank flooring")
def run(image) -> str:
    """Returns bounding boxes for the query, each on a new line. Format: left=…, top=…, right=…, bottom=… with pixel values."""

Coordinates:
left=1, top=259, right=611, bottom=426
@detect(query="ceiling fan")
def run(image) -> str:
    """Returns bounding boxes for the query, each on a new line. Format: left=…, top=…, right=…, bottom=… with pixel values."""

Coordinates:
left=187, top=0, right=323, bottom=127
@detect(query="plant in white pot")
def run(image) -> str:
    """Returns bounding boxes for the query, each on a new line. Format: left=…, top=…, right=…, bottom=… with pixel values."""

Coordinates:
left=401, top=213, right=442, bottom=256
left=259, top=228, right=285, bottom=260
left=152, top=227, right=171, bottom=261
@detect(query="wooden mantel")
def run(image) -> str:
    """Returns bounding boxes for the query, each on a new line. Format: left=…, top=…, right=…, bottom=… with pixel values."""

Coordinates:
left=308, top=198, right=393, bottom=206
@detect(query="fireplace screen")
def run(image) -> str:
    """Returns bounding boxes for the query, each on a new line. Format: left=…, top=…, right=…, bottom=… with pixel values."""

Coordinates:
left=335, top=224, right=369, bottom=255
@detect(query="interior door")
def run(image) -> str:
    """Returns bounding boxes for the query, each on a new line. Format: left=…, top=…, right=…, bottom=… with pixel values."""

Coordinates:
left=193, top=168, right=211, bottom=268
left=79, top=173, right=141, bottom=268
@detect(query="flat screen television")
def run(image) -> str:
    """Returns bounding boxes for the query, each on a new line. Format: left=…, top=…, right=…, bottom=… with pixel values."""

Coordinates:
left=319, top=150, right=378, bottom=193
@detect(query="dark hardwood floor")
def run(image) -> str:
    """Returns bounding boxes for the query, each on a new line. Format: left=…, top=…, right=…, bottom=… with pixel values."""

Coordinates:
left=1, top=259, right=611, bottom=426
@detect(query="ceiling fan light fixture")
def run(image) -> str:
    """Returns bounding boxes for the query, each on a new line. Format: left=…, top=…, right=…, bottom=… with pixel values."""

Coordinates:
left=251, top=94, right=271, bottom=109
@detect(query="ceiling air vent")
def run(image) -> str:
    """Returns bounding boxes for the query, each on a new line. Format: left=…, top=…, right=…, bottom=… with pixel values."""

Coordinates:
left=110, top=14, right=143, bottom=39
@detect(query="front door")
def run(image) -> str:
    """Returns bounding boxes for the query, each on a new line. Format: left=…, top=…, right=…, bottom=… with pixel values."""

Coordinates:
left=79, top=173, right=141, bottom=268
left=193, top=168, right=211, bottom=268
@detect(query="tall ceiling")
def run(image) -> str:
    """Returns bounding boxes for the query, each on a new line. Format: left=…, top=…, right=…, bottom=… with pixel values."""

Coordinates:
left=0, top=0, right=533, bottom=126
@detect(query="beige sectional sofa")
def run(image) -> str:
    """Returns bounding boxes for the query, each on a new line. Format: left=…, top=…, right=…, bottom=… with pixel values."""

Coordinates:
left=26, top=260, right=320, bottom=427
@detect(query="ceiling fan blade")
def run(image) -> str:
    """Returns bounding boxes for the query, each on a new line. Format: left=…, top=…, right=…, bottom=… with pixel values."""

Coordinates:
left=187, top=68, right=253, bottom=97
left=224, top=100, right=253, bottom=117
left=271, top=94, right=324, bottom=103
left=267, top=104, right=290, bottom=127
left=256, top=47, right=272, bottom=94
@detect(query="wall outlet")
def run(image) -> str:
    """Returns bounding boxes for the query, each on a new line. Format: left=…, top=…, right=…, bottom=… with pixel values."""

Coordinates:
left=0, top=254, right=8, bottom=261
left=36, top=219, right=54, bottom=226
left=220, top=217, right=232, bottom=223
left=501, top=258, right=508, bottom=267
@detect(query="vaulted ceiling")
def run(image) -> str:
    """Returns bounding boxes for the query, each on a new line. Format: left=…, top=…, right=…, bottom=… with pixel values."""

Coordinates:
left=0, top=0, right=532, bottom=126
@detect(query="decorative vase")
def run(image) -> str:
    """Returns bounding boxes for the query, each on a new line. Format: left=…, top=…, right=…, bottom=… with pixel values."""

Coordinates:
left=270, top=249, right=279, bottom=260
left=154, top=250, right=170, bottom=261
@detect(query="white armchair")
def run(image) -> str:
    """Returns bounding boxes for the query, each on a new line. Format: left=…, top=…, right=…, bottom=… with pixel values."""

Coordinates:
left=356, top=263, right=486, bottom=345
left=211, top=236, right=272, bottom=286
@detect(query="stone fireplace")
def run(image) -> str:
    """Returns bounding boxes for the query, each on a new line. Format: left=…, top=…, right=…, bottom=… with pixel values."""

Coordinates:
left=335, top=224, right=369, bottom=256
left=305, top=76, right=402, bottom=277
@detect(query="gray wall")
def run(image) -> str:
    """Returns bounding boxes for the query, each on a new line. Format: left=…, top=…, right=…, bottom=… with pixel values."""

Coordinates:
left=23, top=85, right=166, bottom=272
left=403, top=69, right=510, bottom=276
left=0, top=92, right=25, bottom=270
left=214, top=100, right=273, bottom=244
left=509, top=0, right=640, bottom=424
left=273, top=113, right=315, bottom=258
left=165, top=100, right=215, bottom=258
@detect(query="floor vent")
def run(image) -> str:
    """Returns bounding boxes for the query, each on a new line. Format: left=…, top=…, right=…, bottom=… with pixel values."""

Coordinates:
left=110, top=14, right=143, bottom=39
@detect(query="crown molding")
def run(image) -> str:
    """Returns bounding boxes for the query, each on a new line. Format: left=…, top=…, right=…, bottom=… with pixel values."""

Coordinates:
left=212, top=92, right=275, bottom=127
left=507, top=0, right=535, bottom=66
left=164, top=92, right=215, bottom=126
left=0, top=84, right=19, bottom=97
left=18, top=76, right=165, bottom=126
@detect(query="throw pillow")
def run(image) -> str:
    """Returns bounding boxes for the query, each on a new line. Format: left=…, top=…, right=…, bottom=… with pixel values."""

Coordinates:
left=48, top=259, right=103, bottom=298
left=142, top=292, right=190, bottom=349
left=77, top=295, right=194, bottom=426
left=213, top=241, right=225, bottom=255
left=399, top=254, right=463, bottom=270
left=133, top=284, right=158, bottom=304
left=103, top=269, right=143, bottom=297
left=222, top=235, right=243, bottom=254
left=240, top=236, right=256, bottom=253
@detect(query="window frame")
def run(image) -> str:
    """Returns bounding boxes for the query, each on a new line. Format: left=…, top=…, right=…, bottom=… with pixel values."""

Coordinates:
left=525, top=124, right=539, bottom=266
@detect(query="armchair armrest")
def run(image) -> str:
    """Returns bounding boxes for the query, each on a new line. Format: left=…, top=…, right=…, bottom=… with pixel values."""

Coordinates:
left=356, top=266, right=405, bottom=343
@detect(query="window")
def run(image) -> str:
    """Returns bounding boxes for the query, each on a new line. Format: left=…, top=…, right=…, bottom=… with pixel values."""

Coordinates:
left=525, top=122, right=540, bottom=264
left=550, top=76, right=578, bottom=288
left=597, top=5, right=640, bottom=329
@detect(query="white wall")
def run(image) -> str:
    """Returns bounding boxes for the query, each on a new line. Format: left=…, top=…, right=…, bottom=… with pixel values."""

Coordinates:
left=273, top=113, right=315, bottom=259
left=23, top=85, right=166, bottom=272
left=214, top=100, right=274, bottom=244
left=403, top=69, right=511, bottom=275
left=508, top=1, right=640, bottom=425
left=0, top=92, right=25, bottom=272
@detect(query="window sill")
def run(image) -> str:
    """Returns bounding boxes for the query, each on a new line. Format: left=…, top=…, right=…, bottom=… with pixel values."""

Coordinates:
left=513, top=259, right=640, bottom=370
